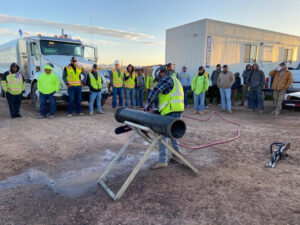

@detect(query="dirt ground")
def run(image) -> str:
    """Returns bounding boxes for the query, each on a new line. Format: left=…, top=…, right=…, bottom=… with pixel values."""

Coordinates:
left=0, top=97, right=299, bottom=225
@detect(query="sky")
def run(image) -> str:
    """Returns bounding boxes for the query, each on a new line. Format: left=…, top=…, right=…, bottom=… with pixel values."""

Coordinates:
left=0, top=0, right=300, bottom=66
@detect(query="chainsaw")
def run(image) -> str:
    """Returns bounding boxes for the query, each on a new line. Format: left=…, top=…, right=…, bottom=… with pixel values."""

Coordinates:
left=265, top=142, right=291, bottom=168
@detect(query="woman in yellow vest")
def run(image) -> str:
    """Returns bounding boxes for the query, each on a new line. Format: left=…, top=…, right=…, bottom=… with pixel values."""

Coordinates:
left=191, top=66, right=209, bottom=115
left=144, top=65, right=184, bottom=170
left=86, top=64, right=104, bottom=115
left=37, top=64, right=60, bottom=119
left=0, top=63, right=26, bottom=118
left=124, top=64, right=136, bottom=107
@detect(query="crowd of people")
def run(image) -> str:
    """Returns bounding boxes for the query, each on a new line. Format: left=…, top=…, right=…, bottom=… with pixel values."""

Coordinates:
left=0, top=57, right=294, bottom=170
left=180, top=62, right=293, bottom=116
left=0, top=57, right=294, bottom=120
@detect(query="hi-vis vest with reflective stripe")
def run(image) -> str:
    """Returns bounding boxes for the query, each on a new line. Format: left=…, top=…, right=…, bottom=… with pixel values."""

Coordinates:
left=89, top=72, right=102, bottom=90
left=158, top=76, right=184, bottom=116
left=66, top=65, right=82, bottom=86
left=124, top=72, right=136, bottom=89
left=170, top=71, right=178, bottom=78
left=146, top=76, right=157, bottom=89
left=1, top=72, right=25, bottom=95
left=112, top=70, right=124, bottom=87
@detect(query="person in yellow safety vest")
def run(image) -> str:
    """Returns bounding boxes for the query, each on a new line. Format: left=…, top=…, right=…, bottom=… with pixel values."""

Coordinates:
left=63, top=56, right=86, bottom=117
left=37, top=64, right=60, bottom=119
left=144, top=65, right=184, bottom=170
left=191, top=66, right=209, bottom=115
left=86, top=64, right=105, bottom=115
left=124, top=64, right=136, bottom=107
left=135, top=66, right=145, bottom=108
left=146, top=72, right=158, bottom=108
left=111, top=59, right=124, bottom=109
left=0, top=63, right=26, bottom=118
left=166, top=62, right=178, bottom=78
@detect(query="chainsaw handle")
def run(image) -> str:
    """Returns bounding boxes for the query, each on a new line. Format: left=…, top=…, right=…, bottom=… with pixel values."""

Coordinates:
left=270, top=142, right=285, bottom=154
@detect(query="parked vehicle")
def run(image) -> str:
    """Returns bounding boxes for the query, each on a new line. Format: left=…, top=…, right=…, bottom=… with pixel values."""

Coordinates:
left=0, top=33, right=110, bottom=110
left=98, top=69, right=112, bottom=93
left=282, top=91, right=300, bottom=110
left=263, top=64, right=300, bottom=95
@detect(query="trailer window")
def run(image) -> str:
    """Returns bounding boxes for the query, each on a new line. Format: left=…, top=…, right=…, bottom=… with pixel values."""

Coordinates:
left=283, top=49, right=293, bottom=63
left=244, top=44, right=257, bottom=63
left=262, top=46, right=273, bottom=62
left=40, top=40, right=83, bottom=57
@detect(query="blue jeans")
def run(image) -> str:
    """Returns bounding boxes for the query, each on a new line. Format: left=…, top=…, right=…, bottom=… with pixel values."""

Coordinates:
left=183, top=86, right=189, bottom=106
left=249, top=87, right=264, bottom=111
left=39, top=92, right=56, bottom=116
left=135, top=88, right=144, bottom=108
left=247, top=90, right=258, bottom=108
left=112, top=87, right=123, bottom=108
left=89, top=91, right=102, bottom=113
left=68, top=86, right=82, bottom=114
left=219, top=88, right=232, bottom=110
left=158, top=112, right=181, bottom=163
left=193, top=92, right=205, bottom=111
left=125, top=88, right=135, bottom=107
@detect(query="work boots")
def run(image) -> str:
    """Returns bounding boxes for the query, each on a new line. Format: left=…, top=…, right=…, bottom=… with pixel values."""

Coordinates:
left=149, top=162, right=168, bottom=170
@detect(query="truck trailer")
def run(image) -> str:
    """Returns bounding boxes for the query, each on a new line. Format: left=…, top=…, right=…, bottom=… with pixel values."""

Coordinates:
left=0, top=34, right=109, bottom=110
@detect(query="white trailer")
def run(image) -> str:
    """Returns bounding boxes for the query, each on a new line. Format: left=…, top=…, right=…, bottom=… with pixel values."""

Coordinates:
left=166, top=19, right=300, bottom=89
left=0, top=35, right=109, bottom=110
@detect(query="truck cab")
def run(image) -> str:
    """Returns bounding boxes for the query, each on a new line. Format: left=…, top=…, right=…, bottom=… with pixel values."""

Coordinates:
left=15, top=35, right=109, bottom=110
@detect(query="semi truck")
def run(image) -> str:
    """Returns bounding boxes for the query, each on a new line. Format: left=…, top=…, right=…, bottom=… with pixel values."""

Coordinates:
left=0, top=34, right=109, bottom=110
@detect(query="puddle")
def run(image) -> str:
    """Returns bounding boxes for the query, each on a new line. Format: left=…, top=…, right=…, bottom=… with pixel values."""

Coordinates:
left=0, top=149, right=158, bottom=197
left=0, top=147, right=220, bottom=197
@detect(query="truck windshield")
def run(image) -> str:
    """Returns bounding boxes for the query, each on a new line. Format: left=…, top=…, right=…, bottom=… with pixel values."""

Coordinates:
left=40, top=40, right=83, bottom=56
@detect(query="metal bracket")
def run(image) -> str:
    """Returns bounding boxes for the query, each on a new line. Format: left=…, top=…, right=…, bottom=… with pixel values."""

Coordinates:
left=98, top=121, right=198, bottom=201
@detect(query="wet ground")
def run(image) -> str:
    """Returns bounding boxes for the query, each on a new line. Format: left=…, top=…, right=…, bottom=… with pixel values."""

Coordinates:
left=0, top=97, right=299, bottom=224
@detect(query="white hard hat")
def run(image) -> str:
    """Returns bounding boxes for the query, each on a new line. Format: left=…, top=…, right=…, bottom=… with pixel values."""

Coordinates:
left=114, top=60, right=120, bottom=65
left=136, top=66, right=142, bottom=70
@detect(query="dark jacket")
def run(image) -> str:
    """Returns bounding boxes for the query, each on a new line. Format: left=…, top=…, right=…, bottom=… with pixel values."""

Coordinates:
left=86, top=71, right=103, bottom=92
left=248, top=64, right=265, bottom=88
left=242, top=67, right=252, bottom=86
left=232, top=75, right=241, bottom=89
left=211, top=69, right=221, bottom=86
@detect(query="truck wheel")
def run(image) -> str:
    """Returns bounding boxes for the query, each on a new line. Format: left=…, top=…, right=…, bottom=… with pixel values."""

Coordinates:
left=31, top=82, right=40, bottom=111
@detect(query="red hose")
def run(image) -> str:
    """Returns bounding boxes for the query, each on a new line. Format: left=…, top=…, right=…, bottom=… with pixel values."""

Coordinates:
left=179, top=111, right=242, bottom=150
